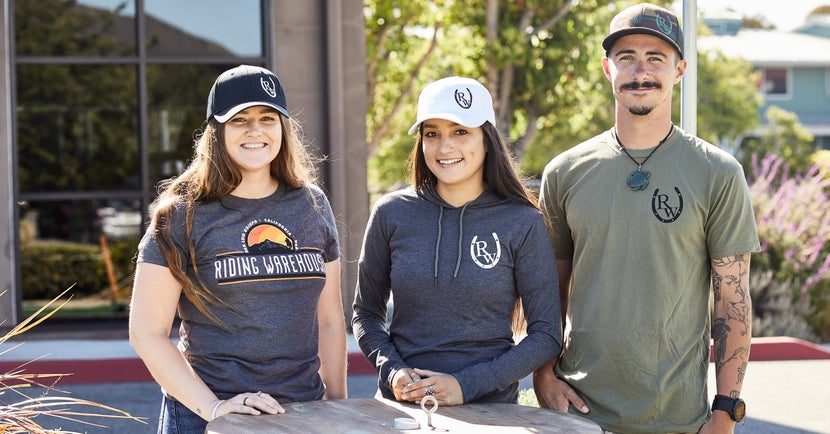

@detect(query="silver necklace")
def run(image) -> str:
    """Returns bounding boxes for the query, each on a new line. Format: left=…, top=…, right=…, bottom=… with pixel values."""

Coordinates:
left=614, top=124, right=674, bottom=191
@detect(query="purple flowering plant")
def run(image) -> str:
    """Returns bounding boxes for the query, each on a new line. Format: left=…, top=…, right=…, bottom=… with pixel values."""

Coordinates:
left=748, top=153, right=830, bottom=340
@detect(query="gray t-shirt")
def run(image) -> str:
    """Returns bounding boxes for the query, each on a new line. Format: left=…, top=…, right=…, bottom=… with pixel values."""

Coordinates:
left=540, top=128, right=760, bottom=433
left=138, top=183, right=339, bottom=402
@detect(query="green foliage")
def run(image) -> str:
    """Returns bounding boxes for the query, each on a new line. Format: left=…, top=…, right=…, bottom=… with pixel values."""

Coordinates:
left=750, top=271, right=818, bottom=342
left=365, top=0, right=766, bottom=192
left=748, top=153, right=830, bottom=340
left=741, top=106, right=816, bottom=175
left=518, top=388, right=539, bottom=407
left=20, top=241, right=108, bottom=300
left=694, top=51, right=763, bottom=146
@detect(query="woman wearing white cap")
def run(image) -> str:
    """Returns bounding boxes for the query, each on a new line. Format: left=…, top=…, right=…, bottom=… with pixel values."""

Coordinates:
left=352, top=76, right=562, bottom=405
left=130, top=65, right=347, bottom=433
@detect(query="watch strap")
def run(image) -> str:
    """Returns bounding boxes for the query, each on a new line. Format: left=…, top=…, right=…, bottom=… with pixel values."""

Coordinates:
left=712, top=394, right=744, bottom=422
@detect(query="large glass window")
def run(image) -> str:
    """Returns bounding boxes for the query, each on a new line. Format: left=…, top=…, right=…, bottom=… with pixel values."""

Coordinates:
left=14, top=0, right=267, bottom=314
left=15, top=0, right=136, bottom=57
left=144, top=1, right=263, bottom=57
left=17, top=64, right=139, bottom=193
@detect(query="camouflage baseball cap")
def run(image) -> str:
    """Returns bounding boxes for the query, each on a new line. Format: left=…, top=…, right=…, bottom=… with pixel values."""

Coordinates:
left=602, top=3, right=684, bottom=59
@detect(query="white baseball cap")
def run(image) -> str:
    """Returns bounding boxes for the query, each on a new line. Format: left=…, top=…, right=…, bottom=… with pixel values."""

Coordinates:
left=407, top=76, right=496, bottom=135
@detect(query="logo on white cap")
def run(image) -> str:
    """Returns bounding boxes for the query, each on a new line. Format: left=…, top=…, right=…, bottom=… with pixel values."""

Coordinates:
left=454, top=88, right=473, bottom=109
left=407, top=76, right=495, bottom=135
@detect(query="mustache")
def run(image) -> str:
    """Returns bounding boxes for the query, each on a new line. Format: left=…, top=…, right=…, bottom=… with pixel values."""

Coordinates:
left=621, top=81, right=662, bottom=90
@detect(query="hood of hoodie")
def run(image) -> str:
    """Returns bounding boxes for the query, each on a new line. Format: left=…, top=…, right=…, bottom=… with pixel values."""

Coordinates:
left=416, top=186, right=511, bottom=281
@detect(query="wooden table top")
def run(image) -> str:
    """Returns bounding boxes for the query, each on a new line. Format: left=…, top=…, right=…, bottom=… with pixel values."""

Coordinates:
left=206, top=397, right=602, bottom=433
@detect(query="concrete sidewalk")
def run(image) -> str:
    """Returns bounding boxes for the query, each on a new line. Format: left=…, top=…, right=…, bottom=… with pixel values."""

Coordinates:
left=1, top=326, right=828, bottom=433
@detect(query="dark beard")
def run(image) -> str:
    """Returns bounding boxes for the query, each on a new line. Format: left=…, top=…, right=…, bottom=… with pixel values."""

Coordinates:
left=621, top=81, right=661, bottom=116
left=629, top=105, right=654, bottom=116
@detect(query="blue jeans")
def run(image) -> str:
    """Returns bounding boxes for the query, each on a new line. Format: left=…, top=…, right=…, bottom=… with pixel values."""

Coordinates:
left=158, top=395, right=207, bottom=434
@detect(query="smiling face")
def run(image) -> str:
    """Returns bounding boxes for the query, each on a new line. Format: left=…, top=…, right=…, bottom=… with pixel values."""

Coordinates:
left=421, top=118, right=487, bottom=204
left=223, top=105, right=283, bottom=176
left=602, top=33, right=686, bottom=118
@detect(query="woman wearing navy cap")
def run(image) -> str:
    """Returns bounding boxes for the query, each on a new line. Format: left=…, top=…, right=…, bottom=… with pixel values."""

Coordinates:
left=352, top=76, right=562, bottom=405
left=130, top=65, right=347, bottom=433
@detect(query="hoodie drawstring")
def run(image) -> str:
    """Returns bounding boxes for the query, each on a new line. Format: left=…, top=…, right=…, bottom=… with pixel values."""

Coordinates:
left=454, top=203, right=470, bottom=278
left=434, top=206, right=444, bottom=283
left=434, top=203, right=470, bottom=282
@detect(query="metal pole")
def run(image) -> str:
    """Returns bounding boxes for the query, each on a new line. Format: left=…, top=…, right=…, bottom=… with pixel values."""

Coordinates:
left=681, top=0, right=698, bottom=135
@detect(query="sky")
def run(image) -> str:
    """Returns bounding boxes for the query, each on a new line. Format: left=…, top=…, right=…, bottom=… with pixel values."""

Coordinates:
left=78, top=0, right=260, bottom=57
left=681, top=0, right=830, bottom=31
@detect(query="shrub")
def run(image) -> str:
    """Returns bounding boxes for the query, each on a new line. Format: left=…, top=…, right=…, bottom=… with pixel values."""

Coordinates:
left=749, top=271, right=818, bottom=342
left=20, top=241, right=108, bottom=299
left=0, top=289, right=145, bottom=431
left=748, top=153, right=830, bottom=340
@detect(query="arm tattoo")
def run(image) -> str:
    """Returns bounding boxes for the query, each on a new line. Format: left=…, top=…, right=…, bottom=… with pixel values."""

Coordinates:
left=711, top=254, right=752, bottom=385
left=711, top=255, right=750, bottom=335
left=712, top=318, right=748, bottom=378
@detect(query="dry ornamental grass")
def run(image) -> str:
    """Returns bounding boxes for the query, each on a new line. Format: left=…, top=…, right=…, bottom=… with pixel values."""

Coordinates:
left=0, top=287, right=145, bottom=433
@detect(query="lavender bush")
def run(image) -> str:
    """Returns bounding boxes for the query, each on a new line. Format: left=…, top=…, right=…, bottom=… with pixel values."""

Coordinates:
left=748, top=153, right=830, bottom=341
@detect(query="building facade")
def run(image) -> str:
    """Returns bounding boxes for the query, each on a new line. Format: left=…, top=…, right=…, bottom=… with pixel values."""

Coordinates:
left=0, top=0, right=369, bottom=324
left=700, top=13, right=830, bottom=150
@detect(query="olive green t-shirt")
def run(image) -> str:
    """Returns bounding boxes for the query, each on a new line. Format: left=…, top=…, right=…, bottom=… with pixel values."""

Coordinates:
left=540, top=128, right=760, bottom=433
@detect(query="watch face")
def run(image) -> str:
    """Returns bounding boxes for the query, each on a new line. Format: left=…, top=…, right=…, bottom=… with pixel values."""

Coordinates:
left=733, top=399, right=746, bottom=422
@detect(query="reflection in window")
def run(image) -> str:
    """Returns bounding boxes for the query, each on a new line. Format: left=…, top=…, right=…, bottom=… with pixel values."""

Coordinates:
left=15, top=0, right=136, bottom=57
left=144, top=0, right=262, bottom=57
left=761, top=68, right=788, bottom=96
left=17, top=65, right=139, bottom=193
left=146, top=64, right=242, bottom=186
left=19, top=199, right=141, bottom=301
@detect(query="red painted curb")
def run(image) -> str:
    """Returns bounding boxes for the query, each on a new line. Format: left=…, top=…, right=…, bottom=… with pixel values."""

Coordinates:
left=0, top=354, right=376, bottom=385
left=348, top=352, right=375, bottom=375
left=709, top=336, right=830, bottom=362
left=0, top=358, right=153, bottom=385
left=2, top=338, right=825, bottom=385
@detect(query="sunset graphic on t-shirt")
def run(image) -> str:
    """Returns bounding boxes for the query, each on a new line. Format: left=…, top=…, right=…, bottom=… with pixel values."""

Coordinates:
left=246, top=223, right=295, bottom=253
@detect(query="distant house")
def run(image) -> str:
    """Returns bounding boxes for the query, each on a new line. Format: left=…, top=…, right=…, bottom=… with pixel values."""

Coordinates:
left=698, top=12, right=830, bottom=150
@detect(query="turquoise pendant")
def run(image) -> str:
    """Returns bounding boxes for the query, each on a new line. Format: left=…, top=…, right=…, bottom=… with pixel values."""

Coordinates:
left=627, top=169, right=650, bottom=191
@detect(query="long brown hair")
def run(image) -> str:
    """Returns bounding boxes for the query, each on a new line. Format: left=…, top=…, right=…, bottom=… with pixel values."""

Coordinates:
left=409, top=122, right=538, bottom=208
left=408, top=120, right=535, bottom=335
left=146, top=115, right=318, bottom=323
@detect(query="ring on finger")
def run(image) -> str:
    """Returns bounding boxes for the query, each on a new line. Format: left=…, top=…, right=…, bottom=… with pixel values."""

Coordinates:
left=424, top=385, right=435, bottom=396
left=256, top=391, right=262, bottom=396
left=243, top=397, right=249, bottom=406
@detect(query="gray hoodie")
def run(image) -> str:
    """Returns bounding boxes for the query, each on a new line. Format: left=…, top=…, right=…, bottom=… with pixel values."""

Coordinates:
left=352, top=186, right=561, bottom=403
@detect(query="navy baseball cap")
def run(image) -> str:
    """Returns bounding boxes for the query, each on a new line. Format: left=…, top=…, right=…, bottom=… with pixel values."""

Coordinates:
left=206, top=64, right=289, bottom=122
left=602, top=3, right=684, bottom=59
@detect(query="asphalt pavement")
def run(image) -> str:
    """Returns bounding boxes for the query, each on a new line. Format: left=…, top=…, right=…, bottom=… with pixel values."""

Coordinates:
left=26, top=362, right=830, bottom=434
left=2, top=318, right=828, bottom=433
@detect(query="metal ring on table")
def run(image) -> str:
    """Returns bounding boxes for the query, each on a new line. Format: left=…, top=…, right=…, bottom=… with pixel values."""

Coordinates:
left=420, top=394, right=438, bottom=413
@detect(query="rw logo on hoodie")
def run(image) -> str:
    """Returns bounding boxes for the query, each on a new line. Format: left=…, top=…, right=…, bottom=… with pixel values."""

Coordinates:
left=470, top=232, right=501, bottom=269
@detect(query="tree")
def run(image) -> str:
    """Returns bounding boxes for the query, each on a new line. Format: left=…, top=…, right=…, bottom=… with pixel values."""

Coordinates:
left=694, top=50, right=763, bottom=148
left=365, top=0, right=765, bottom=189
left=808, top=5, right=830, bottom=16
left=365, top=0, right=622, bottom=189
left=740, top=106, right=815, bottom=175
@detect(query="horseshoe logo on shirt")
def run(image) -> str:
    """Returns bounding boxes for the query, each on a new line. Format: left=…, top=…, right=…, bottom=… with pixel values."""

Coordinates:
left=470, top=232, right=501, bottom=269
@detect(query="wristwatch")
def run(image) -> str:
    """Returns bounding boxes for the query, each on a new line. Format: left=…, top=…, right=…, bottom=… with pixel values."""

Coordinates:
left=711, top=395, right=746, bottom=423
